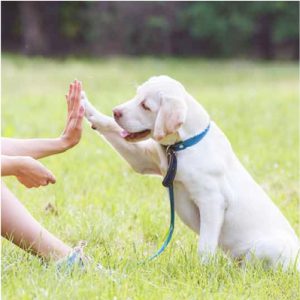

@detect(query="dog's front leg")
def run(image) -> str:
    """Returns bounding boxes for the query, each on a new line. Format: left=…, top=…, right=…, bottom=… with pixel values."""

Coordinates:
left=197, top=193, right=225, bottom=263
left=82, top=92, right=161, bottom=175
left=81, top=92, right=117, bottom=132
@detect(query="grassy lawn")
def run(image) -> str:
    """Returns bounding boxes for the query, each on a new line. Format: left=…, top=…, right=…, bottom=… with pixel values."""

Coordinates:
left=2, top=54, right=299, bottom=300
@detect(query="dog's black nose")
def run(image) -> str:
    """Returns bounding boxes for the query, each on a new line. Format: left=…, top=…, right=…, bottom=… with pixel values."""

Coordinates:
left=113, top=109, right=122, bottom=120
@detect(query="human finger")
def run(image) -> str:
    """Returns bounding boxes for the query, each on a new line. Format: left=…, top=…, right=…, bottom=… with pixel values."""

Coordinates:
left=68, top=83, right=73, bottom=99
left=66, top=93, right=71, bottom=114
left=26, top=181, right=38, bottom=188
left=71, top=80, right=78, bottom=100
left=46, top=172, right=56, bottom=184
left=69, top=82, right=76, bottom=111
left=39, top=180, right=49, bottom=186
left=73, top=81, right=82, bottom=112
left=66, top=83, right=73, bottom=114
left=74, top=105, right=85, bottom=129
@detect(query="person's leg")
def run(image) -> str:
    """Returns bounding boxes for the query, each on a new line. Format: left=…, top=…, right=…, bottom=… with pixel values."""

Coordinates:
left=1, top=181, right=72, bottom=260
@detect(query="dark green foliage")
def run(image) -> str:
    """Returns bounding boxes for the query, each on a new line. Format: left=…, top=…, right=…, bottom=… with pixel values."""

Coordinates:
left=1, top=1, right=299, bottom=59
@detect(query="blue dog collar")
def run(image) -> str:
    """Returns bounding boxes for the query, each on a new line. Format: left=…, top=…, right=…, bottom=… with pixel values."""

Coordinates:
left=170, top=122, right=211, bottom=152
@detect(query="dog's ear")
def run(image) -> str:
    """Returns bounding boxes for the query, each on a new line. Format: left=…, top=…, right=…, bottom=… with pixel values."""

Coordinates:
left=153, top=93, right=187, bottom=141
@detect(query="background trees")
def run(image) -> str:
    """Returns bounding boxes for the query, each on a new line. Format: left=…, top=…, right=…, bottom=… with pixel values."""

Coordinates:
left=2, top=1, right=299, bottom=59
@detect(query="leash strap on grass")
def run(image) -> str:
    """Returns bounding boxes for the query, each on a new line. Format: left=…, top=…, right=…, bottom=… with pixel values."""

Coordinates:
left=147, top=148, right=177, bottom=262
left=148, top=183, right=175, bottom=261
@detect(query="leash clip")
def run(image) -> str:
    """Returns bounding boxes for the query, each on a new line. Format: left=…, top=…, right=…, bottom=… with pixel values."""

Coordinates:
left=162, top=146, right=177, bottom=188
left=166, top=145, right=174, bottom=159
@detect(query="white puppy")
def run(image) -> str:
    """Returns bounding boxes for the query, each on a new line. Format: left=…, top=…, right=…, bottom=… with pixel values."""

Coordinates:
left=83, top=75, right=299, bottom=270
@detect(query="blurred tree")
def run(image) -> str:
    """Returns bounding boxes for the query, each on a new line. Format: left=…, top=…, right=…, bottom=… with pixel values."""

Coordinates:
left=19, top=2, right=48, bottom=55
left=268, top=2, right=299, bottom=59
left=179, top=1, right=299, bottom=59
left=1, top=1, right=299, bottom=59
left=80, top=2, right=180, bottom=55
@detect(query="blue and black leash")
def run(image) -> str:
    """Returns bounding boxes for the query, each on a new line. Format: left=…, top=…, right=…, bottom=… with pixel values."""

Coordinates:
left=147, top=146, right=177, bottom=261
left=146, top=122, right=211, bottom=262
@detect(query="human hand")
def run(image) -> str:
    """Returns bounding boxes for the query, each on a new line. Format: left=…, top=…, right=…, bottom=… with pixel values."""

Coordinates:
left=15, top=156, right=56, bottom=188
left=60, top=80, right=85, bottom=149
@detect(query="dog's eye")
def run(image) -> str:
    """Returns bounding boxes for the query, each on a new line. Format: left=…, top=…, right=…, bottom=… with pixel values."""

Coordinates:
left=141, top=101, right=151, bottom=111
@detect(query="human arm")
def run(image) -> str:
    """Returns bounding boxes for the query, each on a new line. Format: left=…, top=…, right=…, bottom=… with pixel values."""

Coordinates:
left=1, top=155, right=56, bottom=188
left=1, top=181, right=72, bottom=260
left=1, top=80, right=84, bottom=159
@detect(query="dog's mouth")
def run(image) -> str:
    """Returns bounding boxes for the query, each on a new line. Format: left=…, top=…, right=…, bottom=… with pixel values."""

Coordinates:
left=120, top=129, right=151, bottom=142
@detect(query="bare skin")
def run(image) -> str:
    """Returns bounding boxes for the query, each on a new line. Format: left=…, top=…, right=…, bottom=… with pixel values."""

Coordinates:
left=1, top=80, right=84, bottom=260
left=2, top=155, right=56, bottom=188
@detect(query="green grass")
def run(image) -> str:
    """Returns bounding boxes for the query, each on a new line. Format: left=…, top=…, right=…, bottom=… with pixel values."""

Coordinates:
left=2, top=54, right=299, bottom=300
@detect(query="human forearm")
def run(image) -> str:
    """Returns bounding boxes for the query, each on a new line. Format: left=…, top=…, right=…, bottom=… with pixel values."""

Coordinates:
left=1, top=154, right=56, bottom=187
left=1, top=137, right=71, bottom=159
left=1, top=155, right=23, bottom=176
left=2, top=80, right=84, bottom=159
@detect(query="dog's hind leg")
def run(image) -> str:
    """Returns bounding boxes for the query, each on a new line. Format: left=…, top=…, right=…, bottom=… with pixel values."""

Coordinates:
left=245, top=238, right=300, bottom=271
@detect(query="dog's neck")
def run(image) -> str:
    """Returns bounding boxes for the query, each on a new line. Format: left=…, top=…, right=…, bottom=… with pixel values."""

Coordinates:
left=177, top=94, right=210, bottom=142
left=157, top=93, right=210, bottom=146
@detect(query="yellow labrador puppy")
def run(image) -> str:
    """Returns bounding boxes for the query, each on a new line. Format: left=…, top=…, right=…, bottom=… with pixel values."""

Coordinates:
left=82, top=75, right=299, bottom=270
